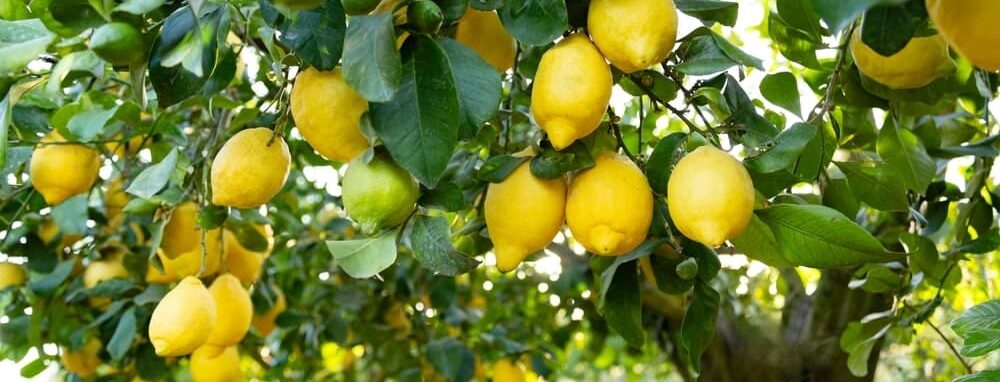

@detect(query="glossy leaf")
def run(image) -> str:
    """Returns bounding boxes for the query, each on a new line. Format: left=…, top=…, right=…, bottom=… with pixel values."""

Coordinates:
left=342, top=13, right=401, bottom=103
left=327, top=230, right=398, bottom=279
left=408, top=214, right=480, bottom=276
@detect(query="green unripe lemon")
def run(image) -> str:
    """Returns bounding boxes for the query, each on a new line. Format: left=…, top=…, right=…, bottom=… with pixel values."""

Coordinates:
left=90, top=23, right=145, bottom=65
left=342, top=153, right=419, bottom=235
left=676, top=258, right=699, bottom=280
left=407, top=1, right=444, bottom=34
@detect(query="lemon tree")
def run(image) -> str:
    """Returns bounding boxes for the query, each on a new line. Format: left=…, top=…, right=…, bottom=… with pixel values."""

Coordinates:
left=1, top=0, right=999, bottom=381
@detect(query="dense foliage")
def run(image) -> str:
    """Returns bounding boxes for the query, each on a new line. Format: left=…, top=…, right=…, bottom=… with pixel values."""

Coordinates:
left=0, top=0, right=999, bottom=381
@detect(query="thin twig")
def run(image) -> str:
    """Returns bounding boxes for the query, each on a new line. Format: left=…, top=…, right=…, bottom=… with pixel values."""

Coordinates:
left=607, top=107, right=639, bottom=164
left=807, top=22, right=857, bottom=124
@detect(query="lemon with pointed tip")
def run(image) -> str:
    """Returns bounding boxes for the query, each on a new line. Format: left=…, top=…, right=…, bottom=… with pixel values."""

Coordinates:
left=0, top=262, right=26, bottom=289
left=252, top=288, right=286, bottom=337
left=588, top=0, right=678, bottom=73
left=290, top=68, right=370, bottom=162
left=61, top=337, right=102, bottom=377
left=493, top=358, right=525, bottom=382
left=205, top=274, right=253, bottom=347
left=850, top=29, right=954, bottom=90
left=532, top=34, right=612, bottom=150
left=190, top=345, right=242, bottom=382
left=566, top=152, right=652, bottom=256
left=485, top=160, right=566, bottom=272
left=455, top=9, right=516, bottom=72
left=342, top=153, right=419, bottom=235
left=30, top=131, right=101, bottom=205
left=223, top=225, right=273, bottom=286
left=211, top=128, right=290, bottom=208
left=667, top=145, right=754, bottom=247
left=926, top=0, right=1000, bottom=71
left=149, top=276, right=217, bottom=356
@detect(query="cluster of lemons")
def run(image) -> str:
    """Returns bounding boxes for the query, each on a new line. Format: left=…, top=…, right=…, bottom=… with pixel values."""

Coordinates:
left=852, top=0, right=1000, bottom=89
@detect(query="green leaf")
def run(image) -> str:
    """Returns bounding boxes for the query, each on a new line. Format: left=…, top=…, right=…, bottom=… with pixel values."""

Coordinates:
left=477, top=155, right=527, bottom=183
left=52, top=195, right=88, bottom=233
left=597, top=241, right=661, bottom=309
left=426, top=338, right=475, bottom=382
left=261, top=0, right=346, bottom=71
left=675, top=31, right=737, bottom=75
left=148, top=5, right=227, bottom=106
left=408, top=214, right=480, bottom=276
left=67, top=104, right=118, bottom=142
left=680, top=279, right=720, bottom=373
left=809, top=0, right=903, bottom=34
left=225, top=219, right=268, bottom=252
left=682, top=238, right=720, bottom=281
left=709, top=30, right=763, bottom=70
left=0, top=19, right=55, bottom=75
left=45, top=51, right=103, bottom=99
left=760, top=72, right=802, bottom=116
left=435, top=0, right=469, bottom=24
left=438, top=37, right=502, bottom=140
left=126, top=148, right=179, bottom=199
left=19, top=357, right=47, bottom=378
left=955, top=371, right=1000, bottom=382
left=731, top=214, right=793, bottom=267
left=928, top=135, right=1000, bottom=159
left=327, top=230, right=397, bottom=278
left=876, top=119, right=934, bottom=192
left=27, top=260, right=75, bottom=296
left=418, top=182, right=466, bottom=212
left=756, top=204, right=899, bottom=268
left=342, top=13, right=401, bottom=103
left=768, top=11, right=827, bottom=70
left=775, top=0, right=825, bottom=40
left=371, top=36, right=459, bottom=187
left=849, top=265, right=903, bottom=292
left=675, top=0, right=738, bottom=26
left=946, top=229, right=1000, bottom=256
left=835, top=161, right=909, bottom=211
left=900, top=233, right=959, bottom=288
left=497, top=0, right=568, bottom=46
left=114, top=0, right=165, bottom=14
left=107, top=307, right=137, bottom=361
left=952, top=300, right=1000, bottom=337
left=602, top=259, right=644, bottom=347
left=959, top=328, right=1000, bottom=357
left=645, top=133, right=687, bottom=196
left=721, top=75, right=779, bottom=148
left=860, top=0, right=927, bottom=56
left=529, top=141, right=595, bottom=180
left=745, top=123, right=817, bottom=173
left=839, top=319, right=892, bottom=377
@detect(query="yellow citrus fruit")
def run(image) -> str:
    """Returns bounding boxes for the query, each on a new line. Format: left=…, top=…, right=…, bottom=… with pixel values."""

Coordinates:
left=342, top=153, right=419, bottom=235
left=211, top=128, right=290, bottom=208
left=566, top=152, right=652, bottom=256
left=252, top=288, right=286, bottom=337
left=588, top=0, right=678, bottom=73
left=531, top=34, right=612, bottom=150
left=30, top=131, right=101, bottom=205
left=926, top=0, right=1000, bottom=71
left=667, top=145, right=755, bottom=247
left=145, top=250, right=176, bottom=284
left=290, top=68, right=370, bottom=162
left=84, top=252, right=129, bottom=308
left=205, top=274, right=253, bottom=347
left=485, top=160, right=566, bottom=272
left=455, top=9, right=516, bottom=72
left=0, top=262, right=26, bottom=289
left=850, top=29, right=954, bottom=90
left=149, top=276, right=217, bottom=356
left=493, top=358, right=525, bottom=382
left=160, top=202, right=201, bottom=259
left=190, top=345, right=242, bottom=382
left=104, top=134, right=144, bottom=158
left=38, top=218, right=82, bottom=250
left=61, top=337, right=102, bottom=377
left=104, top=178, right=128, bottom=224
left=223, top=225, right=273, bottom=286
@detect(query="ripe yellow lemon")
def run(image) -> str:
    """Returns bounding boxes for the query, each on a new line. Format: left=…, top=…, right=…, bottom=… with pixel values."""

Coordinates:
left=160, top=202, right=201, bottom=259
left=84, top=251, right=129, bottom=308
left=290, top=68, right=370, bottom=162
left=145, top=249, right=177, bottom=284
left=252, top=288, right=286, bottom=337
left=205, top=274, right=253, bottom=347
left=566, top=152, right=652, bottom=256
left=0, top=262, right=26, bottom=289
left=667, top=145, right=755, bottom=247
left=30, top=132, right=101, bottom=205
left=493, top=358, right=525, bottom=382
left=104, top=178, right=128, bottom=225
left=850, top=29, right=954, bottom=89
left=190, top=345, right=242, bottom=382
left=531, top=34, right=612, bottom=150
left=211, top=128, right=290, bottom=208
left=223, top=225, right=273, bottom=286
left=341, top=153, right=419, bottom=234
left=588, top=0, right=678, bottom=73
left=455, top=9, right=516, bottom=72
left=61, top=337, right=102, bottom=377
left=485, top=160, right=566, bottom=272
left=926, top=0, right=1000, bottom=71
left=149, top=276, right=217, bottom=356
